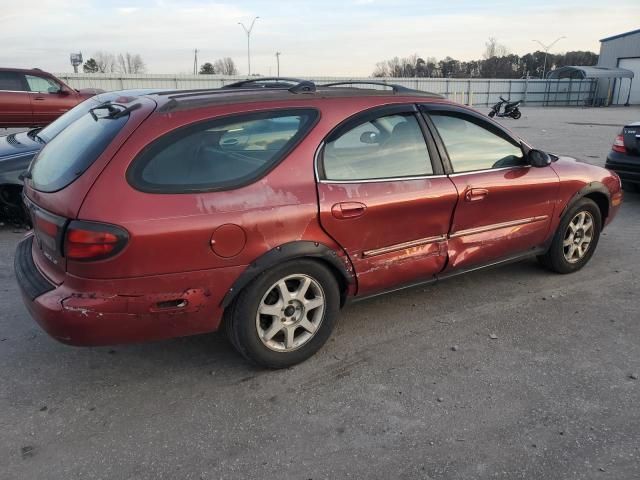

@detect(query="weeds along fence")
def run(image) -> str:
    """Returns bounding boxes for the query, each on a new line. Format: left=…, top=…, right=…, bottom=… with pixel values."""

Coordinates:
left=55, top=74, right=598, bottom=107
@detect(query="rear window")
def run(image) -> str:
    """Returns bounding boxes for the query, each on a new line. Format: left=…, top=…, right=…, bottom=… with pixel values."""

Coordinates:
left=30, top=108, right=129, bottom=192
left=38, top=97, right=101, bottom=143
left=128, top=109, right=318, bottom=193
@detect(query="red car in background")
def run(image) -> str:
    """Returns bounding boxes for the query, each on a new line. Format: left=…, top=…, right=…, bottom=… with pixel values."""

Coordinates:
left=0, top=68, right=102, bottom=128
left=14, top=79, right=623, bottom=368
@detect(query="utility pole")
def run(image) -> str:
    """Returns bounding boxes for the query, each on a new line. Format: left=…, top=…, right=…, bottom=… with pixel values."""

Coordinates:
left=193, top=48, right=198, bottom=75
left=532, top=36, right=566, bottom=79
left=238, top=16, right=259, bottom=76
left=275, top=52, right=281, bottom=78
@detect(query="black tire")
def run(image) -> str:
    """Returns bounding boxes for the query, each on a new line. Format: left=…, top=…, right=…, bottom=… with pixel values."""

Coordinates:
left=538, top=198, right=602, bottom=274
left=225, top=259, right=340, bottom=368
left=511, top=110, right=522, bottom=119
left=488, top=111, right=496, bottom=118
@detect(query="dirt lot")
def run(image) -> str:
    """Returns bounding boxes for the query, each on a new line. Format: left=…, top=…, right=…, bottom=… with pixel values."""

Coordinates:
left=1, top=107, right=639, bottom=479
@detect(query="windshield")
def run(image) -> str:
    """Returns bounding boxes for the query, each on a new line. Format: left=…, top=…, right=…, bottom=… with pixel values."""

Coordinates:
left=30, top=108, right=129, bottom=192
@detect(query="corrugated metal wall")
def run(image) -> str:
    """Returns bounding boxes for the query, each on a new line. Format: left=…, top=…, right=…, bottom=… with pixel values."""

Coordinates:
left=598, top=31, right=640, bottom=68
left=55, top=73, right=596, bottom=107
left=597, top=31, right=640, bottom=105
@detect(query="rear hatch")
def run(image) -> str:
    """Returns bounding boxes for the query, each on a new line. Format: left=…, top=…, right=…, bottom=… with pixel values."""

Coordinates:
left=23, top=96, right=156, bottom=281
left=622, top=122, right=640, bottom=157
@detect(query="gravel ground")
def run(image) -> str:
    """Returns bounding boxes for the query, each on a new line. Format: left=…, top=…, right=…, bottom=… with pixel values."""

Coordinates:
left=0, top=106, right=639, bottom=480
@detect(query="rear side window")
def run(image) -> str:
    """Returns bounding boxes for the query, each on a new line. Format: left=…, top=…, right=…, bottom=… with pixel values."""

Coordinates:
left=128, top=109, right=318, bottom=193
left=322, top=113, right=432, bottom=181
left=30, top=109, right=129, bottom=192
left=0, top=72, right=26, bottom=91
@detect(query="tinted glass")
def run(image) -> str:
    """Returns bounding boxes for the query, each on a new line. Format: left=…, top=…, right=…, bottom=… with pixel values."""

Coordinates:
left=430, top=113, right=523, bottom=172
left=30, top=110, right=128, bottom=192
left=39, top=94, right=118, bottom=142
left=25, top=75, right=59, bottom=93
left=0, top=72, right=25, bottom=91
left=323, top=113, right=432, bottom=181
left=129, top=110, right=317, bottom=192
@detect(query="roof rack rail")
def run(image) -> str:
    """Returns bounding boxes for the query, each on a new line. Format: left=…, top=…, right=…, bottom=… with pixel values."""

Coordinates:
left=223, top=77, right=317, bottom=94
left=321, top=81, right=434, bottom=95
left=223, top=77, right=307, bottom=88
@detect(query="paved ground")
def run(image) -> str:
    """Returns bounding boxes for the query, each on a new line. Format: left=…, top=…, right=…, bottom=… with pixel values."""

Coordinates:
left=1, top=107, right=639, bottom=479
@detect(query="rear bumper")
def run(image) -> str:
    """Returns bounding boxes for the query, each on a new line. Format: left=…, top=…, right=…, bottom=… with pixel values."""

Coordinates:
left=15, top=235, right=234, bottom=346
left=606, top=150, right=640, bottom=184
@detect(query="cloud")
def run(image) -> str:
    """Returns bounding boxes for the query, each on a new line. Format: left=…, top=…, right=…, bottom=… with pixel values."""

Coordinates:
left=0, top=0, right=638, bottom=76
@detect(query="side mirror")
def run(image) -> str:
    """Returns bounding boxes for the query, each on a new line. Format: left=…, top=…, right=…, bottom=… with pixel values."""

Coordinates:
left=528, top=149, right=552, bottom=168
left=360, top=131, right=379, bottom=144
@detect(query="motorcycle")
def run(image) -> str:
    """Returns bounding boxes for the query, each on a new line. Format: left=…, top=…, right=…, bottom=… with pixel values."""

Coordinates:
left=488, top=96, right=522, bottom=119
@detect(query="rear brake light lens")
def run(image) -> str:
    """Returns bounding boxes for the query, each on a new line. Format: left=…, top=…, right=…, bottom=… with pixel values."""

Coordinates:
left=64, top=221, right=128, bottom=261
left=612, top=134, right=626, bottom=154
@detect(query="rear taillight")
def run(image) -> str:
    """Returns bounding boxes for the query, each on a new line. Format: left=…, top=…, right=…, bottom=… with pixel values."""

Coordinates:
left=64, top=221, right=128, bottom=261
left=612, top=134, right=626, bottom=154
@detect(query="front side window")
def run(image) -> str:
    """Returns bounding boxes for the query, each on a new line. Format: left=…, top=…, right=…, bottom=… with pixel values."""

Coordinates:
left=25, top=75, right=60, bottom=93
left=0, top=72, right=26, bottom=91
left=128, top=109, right=318, bottom=193
left=322, top=113, right=432, bottom=181
left=430, top=113, right=524, bottom=173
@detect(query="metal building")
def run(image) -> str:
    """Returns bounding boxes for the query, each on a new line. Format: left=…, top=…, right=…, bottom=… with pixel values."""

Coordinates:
left=598, top=28, right=640, bottom=105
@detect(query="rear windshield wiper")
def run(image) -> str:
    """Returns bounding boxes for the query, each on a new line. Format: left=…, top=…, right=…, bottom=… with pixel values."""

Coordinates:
left=26, top=128, right=46, bottom=144
left=88, top=102, right=141, bottom=121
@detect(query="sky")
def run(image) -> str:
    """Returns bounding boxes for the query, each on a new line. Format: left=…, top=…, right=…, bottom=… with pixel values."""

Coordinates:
left=1, top=0, right=639, bottom=76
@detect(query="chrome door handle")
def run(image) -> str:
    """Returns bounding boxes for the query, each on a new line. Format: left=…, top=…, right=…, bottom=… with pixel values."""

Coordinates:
left=464, top=188, right=489, bottom=202
left=331, top=202, right=367, bottom=219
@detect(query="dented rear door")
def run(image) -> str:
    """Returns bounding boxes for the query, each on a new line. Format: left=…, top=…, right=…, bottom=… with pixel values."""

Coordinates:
left=315, top=105, right=457, bottom=296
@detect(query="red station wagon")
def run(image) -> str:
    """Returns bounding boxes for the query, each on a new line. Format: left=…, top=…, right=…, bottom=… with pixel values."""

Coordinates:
left=15, top=79, right=623, bottom=368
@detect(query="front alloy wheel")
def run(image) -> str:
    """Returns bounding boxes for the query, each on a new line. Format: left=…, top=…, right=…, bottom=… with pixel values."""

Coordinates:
left=562, top=211, right=595, bottom=263
left=538, top=197, right=602, bottom=274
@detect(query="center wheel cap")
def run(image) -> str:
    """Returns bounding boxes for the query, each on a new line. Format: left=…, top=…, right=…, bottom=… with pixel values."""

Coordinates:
left=284, top=305, right=296, bottom=317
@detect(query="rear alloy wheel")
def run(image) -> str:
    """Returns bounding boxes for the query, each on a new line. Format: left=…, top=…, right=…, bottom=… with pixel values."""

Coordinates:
left=256, top=274, right=325, bottom=352
left=226, top=260, right=340, bottom=368
left=538, top=198, right=601, bottom=274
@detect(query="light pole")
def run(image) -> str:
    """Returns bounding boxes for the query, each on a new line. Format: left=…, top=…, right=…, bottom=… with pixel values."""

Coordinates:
left=238, top=16, right=259, bottom=76
left=275, top=52, right=281, bottom=78
left=532, top=36, right=566, bottom=79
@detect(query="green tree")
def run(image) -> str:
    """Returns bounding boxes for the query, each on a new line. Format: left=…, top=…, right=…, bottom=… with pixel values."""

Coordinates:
left=199, top=62, right=216, bottom=74
left=82, top=58, right=99, bottom=73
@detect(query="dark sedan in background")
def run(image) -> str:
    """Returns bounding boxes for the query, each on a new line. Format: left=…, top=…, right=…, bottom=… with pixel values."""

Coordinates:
left=0, top=89, right=161, bottom=223
left=606, top=121, right=640, bottom=192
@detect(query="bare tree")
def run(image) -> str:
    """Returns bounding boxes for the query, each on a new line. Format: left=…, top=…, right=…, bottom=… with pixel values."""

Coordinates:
left=483, top=37, right=509, bottom=59
left=93, top=51, right=117, bottom=73
left=116, top=53, right=146, bottom=74
left=372, top=55, right=432, bottom=77
left=213, top=57, right=238, bottom=75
